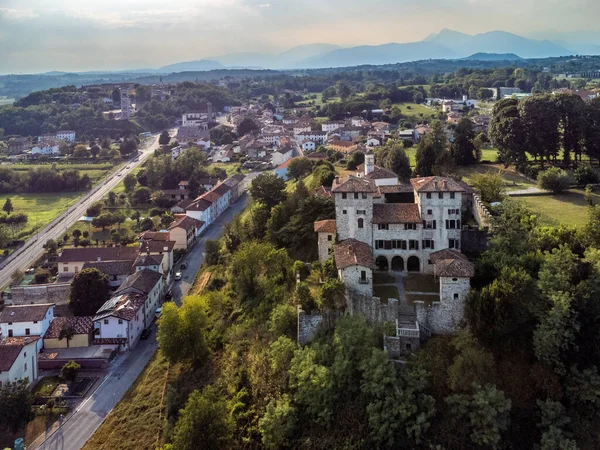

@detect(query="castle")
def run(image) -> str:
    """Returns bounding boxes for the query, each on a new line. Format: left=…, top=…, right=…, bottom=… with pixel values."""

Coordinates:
left=312, top=151, right=475, bottom=357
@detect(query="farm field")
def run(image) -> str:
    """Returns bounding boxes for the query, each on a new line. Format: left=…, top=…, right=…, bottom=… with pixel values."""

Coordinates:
left=393, top=102, right=436, bottom=119
left=0, top=192, right=82, bottom=242
left=4, top=162, right=116, bottom=184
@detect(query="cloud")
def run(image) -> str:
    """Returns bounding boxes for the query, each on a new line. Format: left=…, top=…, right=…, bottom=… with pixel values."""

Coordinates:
left=0, top=7, right=40, bottom=20
left=258, top=3, right=271, bottom=8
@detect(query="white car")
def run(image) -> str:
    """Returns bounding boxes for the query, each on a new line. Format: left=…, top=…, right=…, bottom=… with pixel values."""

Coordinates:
left=174, top=272, right=182, bottom=281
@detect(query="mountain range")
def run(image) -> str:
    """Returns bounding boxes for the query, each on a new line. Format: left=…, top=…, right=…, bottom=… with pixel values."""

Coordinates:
left=152, top=29, right=585, bottom=71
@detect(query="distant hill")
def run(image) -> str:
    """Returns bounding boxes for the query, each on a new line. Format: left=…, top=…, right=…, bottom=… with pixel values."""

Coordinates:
left=464, top=53, right=523, bottom=61
left=158, top=60, right=223, bottom=72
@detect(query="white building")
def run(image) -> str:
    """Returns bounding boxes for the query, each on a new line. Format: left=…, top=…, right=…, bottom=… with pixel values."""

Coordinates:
left=56, top=130, right=76, bottom=142
left=272, top=147, right=293, bottom=166
left=301, top=140, right=316, bottom=152
left=0, top=304, right=54, bottom=351
left=0, top=337, right=40, bottom=386
left=296, top=131, right=327, bottom=145
left=182, top=106, right=212, bottom=128
left=93, top=293, right=146, bottom=350
left=32, top=142, right=60, bottom=155
left=315, top=152, right=474, bottom=338
left=322, top=121, right=345, bottom=133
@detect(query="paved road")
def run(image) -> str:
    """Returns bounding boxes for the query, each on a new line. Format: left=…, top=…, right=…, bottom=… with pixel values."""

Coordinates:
left=31, top=173, right=257, bottom=450
left=0, top=132, right=169, bottom=291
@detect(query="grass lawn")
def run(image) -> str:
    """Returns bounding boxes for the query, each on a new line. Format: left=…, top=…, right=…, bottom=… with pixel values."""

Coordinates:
left=296, top=93, right=340, bottom=107
left=480, top=148, right=498, bottom=162
left=211, top=162, right=241, bottom=177
left=373, top=284, right=400, bottom=302
left=392, top=102, right=436, bottom=119
left=83, top=353, right=174, bottom=450
left=404, top=274, right=440, bottom=293
left=518, top=189, right=599, bottom=227
left=0, top=192, right=83, bottom=242
left=33, top=376, right=61, bottom=397
left=457, top=164, right=536, bottom=191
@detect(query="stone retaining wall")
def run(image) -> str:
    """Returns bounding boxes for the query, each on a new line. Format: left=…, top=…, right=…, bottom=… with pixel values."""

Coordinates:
left=11, top=283, right=71, bottom=305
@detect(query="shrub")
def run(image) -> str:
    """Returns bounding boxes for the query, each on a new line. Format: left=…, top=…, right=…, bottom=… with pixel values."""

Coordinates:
left=34, top=268, right=51, bottom=284
left=61, top=360, right=81, bottom=382
left=538, top=167, right=571, bottom=194
left=573, top=164, right=599, bottom=185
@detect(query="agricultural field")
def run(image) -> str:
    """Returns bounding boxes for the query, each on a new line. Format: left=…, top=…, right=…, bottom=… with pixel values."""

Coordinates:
left=296, top=92, right=340, bottom=107
left=392, top=102, right=436, bottom=119
left=0, top=192, right=82, bottom=242
left=5, top=162, right=116, bottom=185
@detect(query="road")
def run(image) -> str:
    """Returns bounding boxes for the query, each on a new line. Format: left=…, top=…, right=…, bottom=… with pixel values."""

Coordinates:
left=0, top=132, right=168, bottom=292
left=31, top=173, right=258, bottom=450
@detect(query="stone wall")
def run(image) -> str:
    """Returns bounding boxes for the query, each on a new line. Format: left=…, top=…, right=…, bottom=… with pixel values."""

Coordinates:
left=341, top=266, right=372, bottom=296
left=11, top=283, right=71, bottom=305
left=347, top=292, right=398, bottom=323
left=461, top=227, right=489, bottom=254
left=384, top=334, right=421, bottom=359
left=414, top=277, right=468, bottom=334
left=472, top=194, right=493, bottom=230
left=334, top=192, right=373, bottom=245
left=317, top=232, right=334, bottom=264
left=297, top=307, right=324, bottom=346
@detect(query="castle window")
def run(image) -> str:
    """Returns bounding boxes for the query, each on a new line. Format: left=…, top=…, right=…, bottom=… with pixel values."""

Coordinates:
left=327, top=235, right=332, bottom=241
left=406, top=343, right=412, bottom=350
left=450, top=192, right=456, bottom=199
left=404, top=223, right=417, bottom=230
left=378, top=224, right=389, bottom=230
left=422, top=239, right=435, bottom=249
left=427, top=209, right=432, bottom=215
left=449, top=239, right=460, bottom=249
left=357, top=210, right=366, bottom=215
left=362, top=193, right=368, bottom=199
left=360, top=271, right=367, bottom=282
left=409, top=240, right=419, bottom=250
left=454, top=293, right=459, bottom=299
left=438, top=193, right=443, bottom=199
left=452, top=278, right=458, bottom=282
left=354, top=193, right=359, bottom=199
left=426, top=193, right=432, bottom=199
left=358, top=218, right=364, bottom=229
left=343, top=210, right=347, bottom=214
left=342, top=193, right=347, bottom=199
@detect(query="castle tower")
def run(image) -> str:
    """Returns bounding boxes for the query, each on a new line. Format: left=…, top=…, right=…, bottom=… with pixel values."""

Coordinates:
left=365, top=150, right=375, bottom=176
left=207, top=102, right=213, bottom=121
left=120, top=89, right=131, bottom=120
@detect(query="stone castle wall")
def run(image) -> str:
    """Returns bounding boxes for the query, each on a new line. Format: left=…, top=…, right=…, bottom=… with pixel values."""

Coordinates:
left=472, top=194, right=493, bottom=230
left=297, top=308, right=324, bottom=346
left=414, top=276, right=469, bottom=334
left=347, top=292, right=398, bottom=324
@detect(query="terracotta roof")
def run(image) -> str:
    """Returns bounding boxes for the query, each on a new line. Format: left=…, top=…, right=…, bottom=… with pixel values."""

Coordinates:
left=377, top=184, right=414, bottom=194
left=430, top=249, right=474, bottom=278
left=314, top=220, right=336, bottom=233
left=116, top=269, right=162, bottom=295
left=82, top=260, right=134, bottom=276
left=140, top=231, right=170, bottom=241
left=173, top=198, right=195, bottom=210
left=410, top=176, right=466, bottom=193
left=372, top=204, right=421, bottom=224
left=134, top=254, right=163, bottom=267
left=0, top=345, right=24, bottom=371
left=168, top=215, right=204, bottom=232
left=1, top=336, right=40, bottom=346
left=57, top=247, right=139, bottom=264
left=187, top=198, right=212, bottom=212
left=0, top=304, right=53, bottom=323
left=94, top=293, right=147, bottom=322
left=44, top=316, right=93, bottom=339
left=331, top=176, right=377, bottom=193
left=334, top=239, right=376, bottom=270
left=213, top=183, right=232, bottom=195
left=201, top=191, right=221, bottom=203
left=140, top=240, right=176, bottom=253
left=365, top=166, right=398, bottom=180
left=313, top=186, right=333, bottom=198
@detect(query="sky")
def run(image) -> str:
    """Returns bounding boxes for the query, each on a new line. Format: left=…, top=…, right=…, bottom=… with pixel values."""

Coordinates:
left=1, top=0, right=600, bottom=73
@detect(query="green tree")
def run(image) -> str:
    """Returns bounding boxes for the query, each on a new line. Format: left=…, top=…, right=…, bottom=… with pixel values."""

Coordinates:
left=237, top=117, right=259, bottom=136
left=537, top=399, right=579, bottom=450
left=157, top=296, right=209, bottom=365
left=61, top=360, right=81, bottom=382
left=132, top=186, right=152, bottom=205
left=259, top=394, right=297, bottom=449
left=287, top=158, right=312, bottom=180
left=69, top=268, right=110, bottom=316
left=204, top=240, right=221, bottom=266
left=172, top=386, right=233, bottom=450
left=415, top=121, right=446, bottom=176
left=293, top=282, right=316, bottom=311
left=158, top=130, right=171, bottom=146
left=90, top=144, right=100, bottom=159
left=471, top=172, right=506, bottom=203
left=0, top=379, right=34, bottom=433
left=451, top=117, right=477, bottom=165
left=2, top=197, right=13, bottom=215
left=447, top=330, right=496, bottom=391
left=250, top=172, right=287, bottom=209
left=123, top=173, right=137, bottom=191
left=446, top=383, right=512, bottom=449
left=268, top=304, right=297, bottom=339
left=538, top=167, right=571, bottom=193
left=73, top=144, right=90, bottom=158
left=519, top=95, right=561, bottom=167
left=489, top=98, right=526, bottom=166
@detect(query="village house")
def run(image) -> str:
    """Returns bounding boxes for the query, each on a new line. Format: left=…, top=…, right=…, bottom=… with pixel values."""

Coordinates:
left=0, top=304, right=54, bottom=351
left=114, top=269, right=164, bottom=329
left=0, top=337, right=40, bottom=385
left=168, top=215, right=205, bottom=250
left=93, top=293, right=147, bottom=350
left=296, top=131, right=327, bottom=145
left=327, top=140, right=358, bottom=154
left=56, top=247, right=140, bottom=277
left=32, top=140, right=60, bottom=155
left=43, top=316, right=94, bottom=349
left=272, top=147, right=294, bottom=166
left=301, top=140, right=316, bottom=152
left=82, top=260, right=135, bottom=289
left=322, top=121, right=345, bottom=133
left=56, top=130, right=76, bottom=142
left=223, top=173, right=245, bottom=203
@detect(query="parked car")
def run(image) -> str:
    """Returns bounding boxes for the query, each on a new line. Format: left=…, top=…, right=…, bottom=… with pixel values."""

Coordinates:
left=155, top=307, right=162, bottom=318
left=140, top=328, right=152, bottom=340
left=180, top=263, right=187, bottom=270
left=165, top=290, right=173, bottom=301
left=174, top=272, right=182, bottom=281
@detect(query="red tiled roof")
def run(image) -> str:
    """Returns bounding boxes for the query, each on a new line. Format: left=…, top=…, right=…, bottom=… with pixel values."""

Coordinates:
left=57, top=247, right=139, bottom=264
left=334, top=239, right=376, bottom=270
left=372, top=204, right=421, bottom=224
left=168, top=215, right=204, bottom=231
left=44, top=316, right=93, bottom=339
left=313, top=186, right=333, bottom=198
left=410, top=176, right=466, bottom=193
left=0, top=304, right=53, bottom=323
left=314, top=220, right=336, bottom=233
left=430, top=249, right=474, bottom=278
left=331, top=176, right=377, bottom=193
